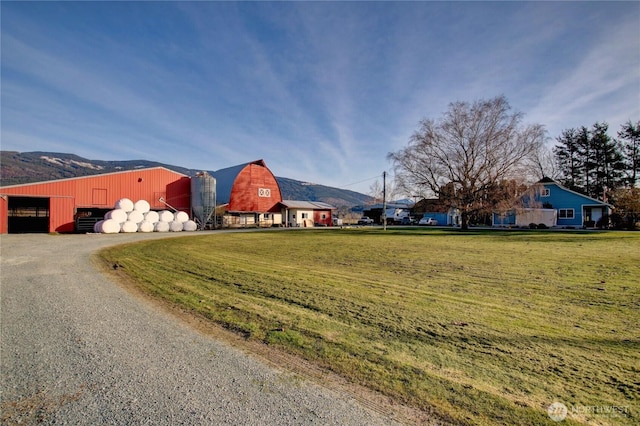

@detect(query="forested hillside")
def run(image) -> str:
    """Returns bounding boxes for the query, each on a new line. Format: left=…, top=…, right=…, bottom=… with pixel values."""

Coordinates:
left=0, top=151, right=372, bottom=208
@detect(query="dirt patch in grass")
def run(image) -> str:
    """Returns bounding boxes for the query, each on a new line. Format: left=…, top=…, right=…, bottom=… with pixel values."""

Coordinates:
left=1, top=387, right=84, bottom=424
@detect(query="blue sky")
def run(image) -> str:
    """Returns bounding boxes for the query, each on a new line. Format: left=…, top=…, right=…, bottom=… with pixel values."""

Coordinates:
left=2, top=2, right=638, bottom=194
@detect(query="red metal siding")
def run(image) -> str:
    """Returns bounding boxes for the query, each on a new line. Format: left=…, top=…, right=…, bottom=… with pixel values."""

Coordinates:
left=0, top=196, right=7, bottom=234
left=166, top=177, right=191, bottom=212
left=51, top=197, right=76, bottom=233
left=228, top=163, right=282, bottom=212
left=0, top=168, right=190, bottom=233
left=314, top=210, right=332, bottom=226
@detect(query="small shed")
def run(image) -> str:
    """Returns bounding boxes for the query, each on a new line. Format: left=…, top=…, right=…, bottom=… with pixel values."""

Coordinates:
left=279, top=200, right=336, bottom=227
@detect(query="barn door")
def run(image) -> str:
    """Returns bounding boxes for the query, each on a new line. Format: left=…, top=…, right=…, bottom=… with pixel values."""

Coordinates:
left=8, top=196, right=50, bottom=233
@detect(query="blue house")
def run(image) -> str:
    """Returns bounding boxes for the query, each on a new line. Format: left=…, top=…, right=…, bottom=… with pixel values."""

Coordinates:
left=493, top=178, right=612, bottom=228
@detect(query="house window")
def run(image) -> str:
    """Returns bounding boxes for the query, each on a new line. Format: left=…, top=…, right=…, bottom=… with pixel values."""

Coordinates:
left=559, top=209, right=574, bottom=219
left=542, top=188, right=550, bottom=197
left=264, top=213, right=270, bottom=219
left=301, top=213, right=309, bottom=219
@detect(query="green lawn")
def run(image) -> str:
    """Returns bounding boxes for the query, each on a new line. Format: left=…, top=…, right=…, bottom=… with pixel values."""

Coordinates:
left=99, top=229, right=640, bottom=425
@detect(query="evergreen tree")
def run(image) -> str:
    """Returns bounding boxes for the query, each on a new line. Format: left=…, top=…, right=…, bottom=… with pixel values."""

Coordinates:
left=554, top=123, right=625, bottom=200
left=588, top=122, right=625, bottom=201
left=575, top=126, right=592, bottom=195
left=618, top=120, right=640, bottom=187
left=553, top=128, right=582, bottom=191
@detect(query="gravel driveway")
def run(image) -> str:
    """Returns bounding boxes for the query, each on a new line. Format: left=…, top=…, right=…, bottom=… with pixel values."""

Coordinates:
left=1, top=232, right=404, bottom=425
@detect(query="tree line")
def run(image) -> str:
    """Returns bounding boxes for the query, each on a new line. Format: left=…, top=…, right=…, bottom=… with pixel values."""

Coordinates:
left=553, top=121, right=639, bottom=200
left=388, top=95, right=639, bottom=230
left=552, top=121, right=639, bottom=229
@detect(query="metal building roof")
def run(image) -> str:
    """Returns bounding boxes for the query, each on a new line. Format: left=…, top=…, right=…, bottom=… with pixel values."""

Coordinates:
left=280, top=200, right=336, bottom=210
left=0, top=166, right=187, bottom=190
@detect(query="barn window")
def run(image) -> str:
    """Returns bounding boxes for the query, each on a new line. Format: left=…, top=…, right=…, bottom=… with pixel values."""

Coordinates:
left=321, top=214, right=327, bottom=219
left=258, top=188, right=271, bottom=197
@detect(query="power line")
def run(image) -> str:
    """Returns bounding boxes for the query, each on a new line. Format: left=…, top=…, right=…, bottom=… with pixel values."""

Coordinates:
left=338, top=174, right=385, bottom=189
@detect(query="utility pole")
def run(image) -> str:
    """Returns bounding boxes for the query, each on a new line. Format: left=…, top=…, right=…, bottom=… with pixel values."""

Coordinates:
left=382, top=171, right=387, bottom=231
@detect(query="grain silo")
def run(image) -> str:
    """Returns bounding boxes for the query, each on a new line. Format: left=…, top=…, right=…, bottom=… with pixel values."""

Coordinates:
left=191, top=171, right=216, bottom=229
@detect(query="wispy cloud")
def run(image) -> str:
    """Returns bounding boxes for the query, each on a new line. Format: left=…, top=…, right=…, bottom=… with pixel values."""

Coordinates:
left=526, top=12, right=639, bottom=139
left=2, top=2, right=638, bottom=193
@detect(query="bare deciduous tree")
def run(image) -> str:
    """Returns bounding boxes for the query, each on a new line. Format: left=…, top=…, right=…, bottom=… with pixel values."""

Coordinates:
left=527, top=143, right=558, bottom=181
left=368, top=174, right=406, bottom=205
left=368, top=180, right=383, bottom=204
left=388, top=96, right=545, bottom=230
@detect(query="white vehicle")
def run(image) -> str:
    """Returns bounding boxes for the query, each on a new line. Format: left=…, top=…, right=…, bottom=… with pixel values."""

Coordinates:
left=357, top=216, right=374, bottom=225
left=418, top=217, right=438, bottom=226
left=384, top=208, right=411, bottom=224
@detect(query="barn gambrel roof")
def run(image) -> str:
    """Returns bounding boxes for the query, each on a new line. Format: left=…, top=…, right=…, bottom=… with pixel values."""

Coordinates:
left=211, top=160, right=267, bottom=205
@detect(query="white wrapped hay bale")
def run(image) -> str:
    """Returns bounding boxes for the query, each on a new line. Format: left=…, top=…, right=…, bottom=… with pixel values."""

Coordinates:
left=127, top=210, right=144, bottom=224
left=174, top=211, right=189, bottom=223
left=121, top=221, right=138, bottom=233
left=93, top=220, right=104, bottom=233
left=105, top=209, right=128, bottom=224
left=134, top=199, right=150, bottom=213
left=169, top=220, right=184, bottom=232
left=138, top=220, right=154, bottom=233
left=158, top=210, right=174, bottom=223
left=115, top=198, right=134, bottom=212
left=183, top=220, right=197, bottom=231
left=144, top=210, right=159, bottom=224
left=154, top=221, right=170, bottom=232
left=101, top=219, right=121, bottom=234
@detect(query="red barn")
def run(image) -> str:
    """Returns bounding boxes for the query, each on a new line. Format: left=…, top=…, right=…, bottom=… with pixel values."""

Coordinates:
left=0, top=167, right=190, bottom=233
left=212, top=159, right=283, bottom=227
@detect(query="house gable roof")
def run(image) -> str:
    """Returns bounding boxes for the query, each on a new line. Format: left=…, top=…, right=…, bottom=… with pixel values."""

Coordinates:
left=536, top=178, right=612, bottom=207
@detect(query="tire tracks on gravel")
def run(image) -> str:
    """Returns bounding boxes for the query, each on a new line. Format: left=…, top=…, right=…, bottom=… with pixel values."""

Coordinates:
left=1, top=233, right=433, bottom=425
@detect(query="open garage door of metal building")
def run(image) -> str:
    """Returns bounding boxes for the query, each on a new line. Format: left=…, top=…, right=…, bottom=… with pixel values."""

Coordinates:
left=75, top=208, right=111, bottom=233
left=8, top=196, right=50, bottom=233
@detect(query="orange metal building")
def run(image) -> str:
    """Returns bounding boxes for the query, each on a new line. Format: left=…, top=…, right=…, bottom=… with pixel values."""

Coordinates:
left=0, top=167, right=190, bottom=233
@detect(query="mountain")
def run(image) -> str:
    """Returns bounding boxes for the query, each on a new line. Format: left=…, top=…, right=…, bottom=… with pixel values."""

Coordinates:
left=0, top=151, right=373, bottom=208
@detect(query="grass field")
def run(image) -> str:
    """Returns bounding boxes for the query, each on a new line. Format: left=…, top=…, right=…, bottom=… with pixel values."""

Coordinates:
left=99, top=228, right=640, bottom=425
